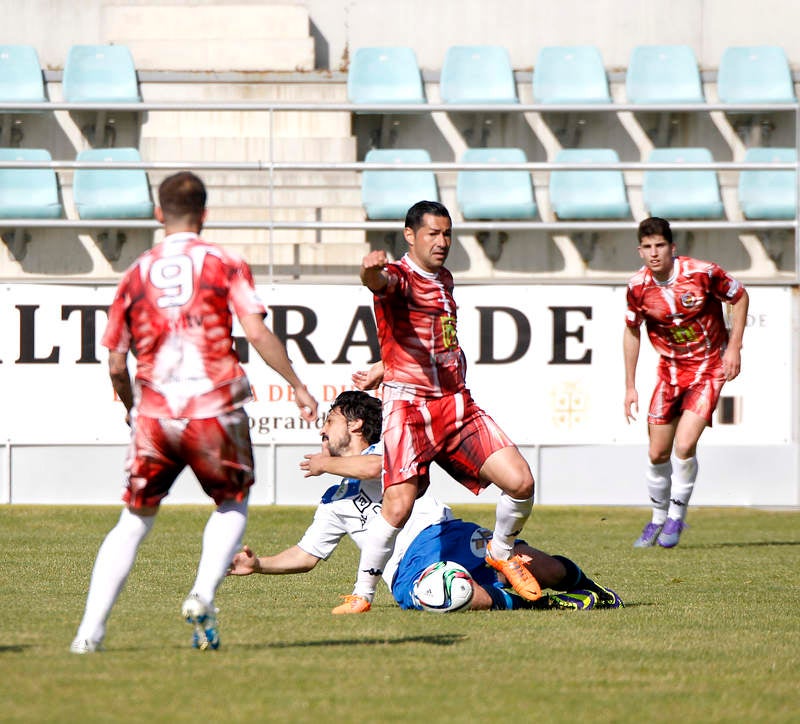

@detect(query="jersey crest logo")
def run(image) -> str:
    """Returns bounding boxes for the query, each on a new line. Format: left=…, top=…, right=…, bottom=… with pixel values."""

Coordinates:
left=440, top=315, right=457, bottom=349
left=679, top=292, right=700, bottom=309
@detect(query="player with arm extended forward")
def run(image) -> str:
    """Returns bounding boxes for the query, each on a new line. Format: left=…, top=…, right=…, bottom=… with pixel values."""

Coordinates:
left=331, top=200, right=540, bottom=614
left=229, top=391, right=622, bottom=612
left=70, top=171, right=318, bottom=654
left=624, top=217, right=748, bottom=549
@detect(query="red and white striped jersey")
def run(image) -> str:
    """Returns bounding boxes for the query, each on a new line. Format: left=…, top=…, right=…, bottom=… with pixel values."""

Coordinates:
left=372, top=254, right=467, bottom=399
left=625, top=255, right=745, bottom=363
left=102, top=232, right=266, bottom=418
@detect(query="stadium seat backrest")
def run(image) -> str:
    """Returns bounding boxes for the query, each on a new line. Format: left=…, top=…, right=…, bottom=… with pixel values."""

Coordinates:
left=0, top=45, right=46, bottom=104
left=532, top=45, right=610, bottom=104
left=347, top=47, right=425, bottom=104
left=73, top=148, right=153, bottom=219
left=626, top=45, right=704, bottom=103
left=0, top=148, right=61, bottom=218
left=440, top=45, right=518, bottom=104
left=62, top=45, right=140, bottom=103
left=457, top=147, right=536, bottom=219
left=738, top=147, right=797, bottom=219
left=549, top=148, right=630, bottom=219
left=361, top=149, right=438, bottom=219
left=717, top=46, right=795, bottom=103
left=643, top=148, right=723, bottom=218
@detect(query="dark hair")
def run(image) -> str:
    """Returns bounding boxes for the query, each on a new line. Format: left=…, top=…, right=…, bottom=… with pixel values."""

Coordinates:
left=158, top=171, right=207, bottom=222
left=404, top=200, right=451, bottom=231
left=330, top=391, right=382, bottom=445
left=637, top=216, right=673, bottom=244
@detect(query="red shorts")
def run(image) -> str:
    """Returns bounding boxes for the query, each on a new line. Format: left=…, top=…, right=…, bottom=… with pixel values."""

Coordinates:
left=648, top=358, right=726, bottom=425
left=123, top=408, right=255, bottom=509
left=381, top=390, right=515, bottom=495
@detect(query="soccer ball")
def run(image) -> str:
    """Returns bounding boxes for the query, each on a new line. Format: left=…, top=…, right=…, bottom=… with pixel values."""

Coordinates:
left=411, top=560, right=474, bottom=613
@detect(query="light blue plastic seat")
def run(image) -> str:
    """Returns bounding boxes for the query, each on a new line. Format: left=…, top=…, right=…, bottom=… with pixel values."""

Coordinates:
left=626, top=45, right=704, bottom=103
left=457, top=148, right=536, bottom=219
left=347, top=47, right=424, bottom=104
left=643, top=148, right=723, bottom=218
left=0, top=149, right=61, bottom=218
left=440, top=45, right=518, bottom=104
left=73, top=148, right=153, bottom=219
left=361, top=149, right=438, bottom=219
left=550, top=149, right=630, bottom=219
left=738, top=147, right=797, bottom=219
left=62, top=45, right=140, bottom=103
left=532, top=46, right=610, bottom=104
left=717, top=46, right=795, bottom=103
left=0, top=45, right=46, bottom=104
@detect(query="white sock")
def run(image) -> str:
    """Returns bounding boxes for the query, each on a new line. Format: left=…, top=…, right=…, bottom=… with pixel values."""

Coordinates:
left=668, top=455, right=698, bottom=522
left=646, top=460, right=672, bottom=526
left=189, top=498, right=248, bottom=607
left=75, top=508, right=155, bottom=644
left=490, top=493, right=533, bottom=559
left=352, top=514, right=401, bottom=601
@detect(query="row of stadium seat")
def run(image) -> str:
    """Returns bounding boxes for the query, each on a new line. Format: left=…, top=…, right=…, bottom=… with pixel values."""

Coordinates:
left=361, top=147, right=797, bottom=221
left=0, top=147, right=152, bottom=220
left=348, top=44, right=797, bottom=105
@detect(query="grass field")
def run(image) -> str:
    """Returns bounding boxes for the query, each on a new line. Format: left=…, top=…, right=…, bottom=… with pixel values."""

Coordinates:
left=1, top=504, right=798, bottom=723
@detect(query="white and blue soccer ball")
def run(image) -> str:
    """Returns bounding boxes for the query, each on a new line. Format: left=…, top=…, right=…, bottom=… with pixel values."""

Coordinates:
left=411, top=560, right=474, bottom=613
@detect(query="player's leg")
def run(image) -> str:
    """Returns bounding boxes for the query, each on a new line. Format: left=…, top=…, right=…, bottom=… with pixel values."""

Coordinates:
left=71, top=415, right=178, bottom=654
left=332, top=480, right=417, bottom=614
left=182, top=412, right=253, bottom=648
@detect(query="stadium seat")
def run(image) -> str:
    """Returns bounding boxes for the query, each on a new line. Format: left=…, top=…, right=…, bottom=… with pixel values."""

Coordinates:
left=361, top=149, right=438, bottom=219
left=549, top=149, right=630, bottom=219
left=0, top=148, right=61, bottom=218
left=347, top=47, right=425, bottom=105
left=626, top=45, right=704, bottom=103
left=457, top=148, right=536, bottom=219
left=73, top=148, right=153, bottom=219
left=738, top=147, right=797, bottom=219
left=62, top=44, right=140, bottom=103
left=532, top=46, right=610, bottom=104
left=0, top=45, right=46, bottom=146
left=717, top=46, right=795, bottom=103
left=440, top=45, right=518, bottom=104
left=643, top=148, right=724, bottom=218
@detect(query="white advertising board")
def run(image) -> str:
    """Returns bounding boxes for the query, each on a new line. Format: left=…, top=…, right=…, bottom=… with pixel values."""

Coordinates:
left=0, top=283, right=791, bottom=447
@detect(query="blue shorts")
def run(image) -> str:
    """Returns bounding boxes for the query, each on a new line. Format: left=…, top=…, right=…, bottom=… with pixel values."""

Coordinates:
left=391, top=519, right=499, bottom=609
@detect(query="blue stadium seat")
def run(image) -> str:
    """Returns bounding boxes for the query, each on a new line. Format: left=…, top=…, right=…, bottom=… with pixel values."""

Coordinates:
left=73, top=148, right=153, bottom=219
left=0, top=45, right=46, bottom=104
left=738, top=147, right=797, bottom=219
left=532, top=46, right=610, bottom=104
left=0, top=148, right=61, bottom=218
left=361, top=149, right=438, bottom=219
left=549, top=149, right=630, bottom=219
left=457, top=148, right=536, bottom=219
left=62, top=44, right=140, bottom=103
left=643, top=148, right=724, bottom=218
left=440, top=45, right=517, bottom=103
left=717, top=46, right=795, bottom=103
left=626, top=45, right=704, bottom=103
left=347, top=47, right=425, bottom=104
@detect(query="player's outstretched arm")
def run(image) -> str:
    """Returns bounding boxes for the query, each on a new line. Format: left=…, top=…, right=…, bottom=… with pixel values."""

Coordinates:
left=239, top=313, right=319, bottom=422
left=360, top=250, right=389, bottom=292
left=301, top=452, right=382, bottom=480
left=623, top=325, right=641, bottom=423
left=352, top=360, right=384, bottom=390
left=228, top=544, right=321, bottom=575
left=723, top=289, right=749, bottom=381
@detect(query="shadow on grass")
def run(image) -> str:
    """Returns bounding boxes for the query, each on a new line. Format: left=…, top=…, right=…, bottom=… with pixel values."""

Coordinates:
left=687, top=540, right=800, bottom=550
left=241, top=633, right=467, bottom=649
left=0, top=645, right=27, bottom=653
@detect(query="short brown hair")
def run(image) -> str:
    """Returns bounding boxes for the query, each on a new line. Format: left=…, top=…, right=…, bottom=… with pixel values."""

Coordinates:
left=637, top=216, right=672, bottom=244
left=158, top=172, right=207, bottom=220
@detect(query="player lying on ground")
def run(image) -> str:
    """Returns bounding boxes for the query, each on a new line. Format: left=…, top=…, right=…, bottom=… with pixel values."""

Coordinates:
left=229, top=391, right=622, bottom=611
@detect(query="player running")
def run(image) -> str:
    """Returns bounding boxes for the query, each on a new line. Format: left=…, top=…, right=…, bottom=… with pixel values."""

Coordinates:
left=624, top=216, right=748, bottom=548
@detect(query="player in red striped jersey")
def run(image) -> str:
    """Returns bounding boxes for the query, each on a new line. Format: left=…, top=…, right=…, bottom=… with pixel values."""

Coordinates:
left=332, top=200, right=540, bottom=614
left=624, top=217, right=748, bottom=548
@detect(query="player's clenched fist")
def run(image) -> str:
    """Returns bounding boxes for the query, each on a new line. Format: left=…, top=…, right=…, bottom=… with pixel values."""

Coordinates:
left=360, top=250, right=390, bottom=291
left=361, top=250, right=387, bottom=272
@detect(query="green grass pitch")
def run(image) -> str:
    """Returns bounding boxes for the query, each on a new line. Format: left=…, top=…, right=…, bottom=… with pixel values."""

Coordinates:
left=1, top=505, right=798, bottom=722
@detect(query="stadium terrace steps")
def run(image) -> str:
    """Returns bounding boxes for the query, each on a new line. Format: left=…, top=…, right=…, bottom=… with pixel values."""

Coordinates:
left=102, top=4, right=314, bottom=72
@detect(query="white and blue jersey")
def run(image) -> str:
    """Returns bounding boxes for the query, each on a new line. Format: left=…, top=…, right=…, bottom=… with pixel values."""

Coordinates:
left=296, top=440, right=452, bottom=587
left=391, top=519, right=500, bottom=610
